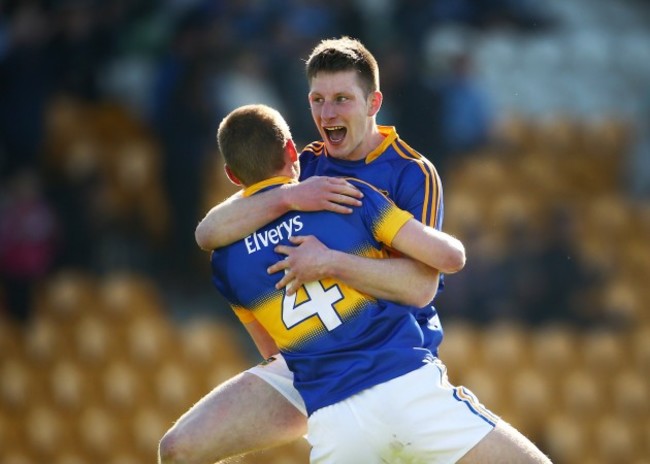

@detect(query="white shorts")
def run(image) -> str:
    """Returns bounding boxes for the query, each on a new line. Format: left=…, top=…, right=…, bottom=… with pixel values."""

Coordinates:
left=307, top=359, right=498, bottom=464
left=246, top=354, right=307, bottom=416
left=249, top=355, right=497, bottom=464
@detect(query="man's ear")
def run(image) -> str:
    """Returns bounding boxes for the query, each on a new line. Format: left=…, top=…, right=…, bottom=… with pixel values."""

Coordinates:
left=368, top=90, right=383, bottom=117
left=286, top=139, right=299, bottom=162
left=224, top=164, right=243, bottom=187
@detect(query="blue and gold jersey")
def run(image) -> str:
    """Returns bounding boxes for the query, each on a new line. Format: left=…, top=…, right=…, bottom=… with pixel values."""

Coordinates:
left=300, top=126, right=445, bottom=354
left=211, top=176, right=433, bottom=415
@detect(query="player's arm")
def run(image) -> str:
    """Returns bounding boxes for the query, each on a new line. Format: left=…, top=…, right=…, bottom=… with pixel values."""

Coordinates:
left=195, top=177, right=363, bottom=250
left=321, top=252, right=442, bottom=308
left=390, top=220, right=465, bottom=274
left=269, top=235, right=444, bottom=308
left=242, top=318, right=280, bottom=360
left=268, top=183, right=464, bottom=308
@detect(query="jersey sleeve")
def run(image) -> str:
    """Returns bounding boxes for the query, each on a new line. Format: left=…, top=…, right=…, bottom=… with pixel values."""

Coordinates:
left=394, top=160, right=444, bottom=230
left=356, top=182, right=413, bottom=246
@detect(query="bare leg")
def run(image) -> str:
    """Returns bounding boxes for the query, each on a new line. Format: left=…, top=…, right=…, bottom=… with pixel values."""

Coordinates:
left=158, top=372, right=307, bottom=464
left=458, top=420, right=552, bottom=464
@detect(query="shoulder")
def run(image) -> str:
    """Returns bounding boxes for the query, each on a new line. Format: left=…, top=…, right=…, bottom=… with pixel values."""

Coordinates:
left=373, top=127, right=437, bottom=166
left=377, top=135, right=439, bottom=177
left=301, top=141, right=325, bottom=157
left=389, top=139, right=441, bottom=187
left=392, top=138, right=437, bottom=170
left=346, top=178, right=394, bottom=205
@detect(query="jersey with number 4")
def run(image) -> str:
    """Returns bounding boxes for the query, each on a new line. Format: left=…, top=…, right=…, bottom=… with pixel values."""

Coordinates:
left=300, top=125, right=445, bottom=354
left=210, top=176, right=433, bottom=416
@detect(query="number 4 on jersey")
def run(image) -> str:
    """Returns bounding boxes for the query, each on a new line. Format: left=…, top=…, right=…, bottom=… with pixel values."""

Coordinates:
left=282, top=281, right=344, bottom=331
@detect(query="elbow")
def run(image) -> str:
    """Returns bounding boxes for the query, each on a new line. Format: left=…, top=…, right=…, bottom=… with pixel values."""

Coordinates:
left=410, top=287, right=438, bottom=308
left=448, top=248, right=466, bottom=274
left=408, top=267, right=441, bottom=307
left=441, top=241, right=466, bottom=274
left=159, top=426, right=190, bottom=464
left=195, top=222, right=216, bottom=251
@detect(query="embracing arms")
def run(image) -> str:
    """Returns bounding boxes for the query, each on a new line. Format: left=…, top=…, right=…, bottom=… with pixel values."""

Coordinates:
left=195, top=177, right=363, bottom=250
left=269, top=220, right=465, bottom=308
left=390, top=220, right=465, bottom=274
left=197, top=177, right=456, bottom=308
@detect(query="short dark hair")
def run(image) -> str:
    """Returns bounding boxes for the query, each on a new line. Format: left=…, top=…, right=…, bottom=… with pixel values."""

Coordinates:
left=217, top=104, right=291, bottom=186
left=305, top=36, right=380, bottom=95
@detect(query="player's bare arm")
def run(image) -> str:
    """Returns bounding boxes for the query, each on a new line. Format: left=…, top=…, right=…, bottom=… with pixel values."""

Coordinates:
left=270, top=235, right=441, bottom=308
left=195, top=176, right=363, bottom=250
left=243, top=319, right=280, bottom=359
left=390, top=220, right=466, bottom=274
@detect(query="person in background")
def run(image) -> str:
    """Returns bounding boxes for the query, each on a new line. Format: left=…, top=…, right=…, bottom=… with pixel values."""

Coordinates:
left=0, top=168, right=59, bottom=323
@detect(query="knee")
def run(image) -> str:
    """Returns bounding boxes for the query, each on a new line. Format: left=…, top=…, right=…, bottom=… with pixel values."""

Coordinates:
left=159, top=425, right=229, bottom=464
left=158, top=428, right=190, bottom=464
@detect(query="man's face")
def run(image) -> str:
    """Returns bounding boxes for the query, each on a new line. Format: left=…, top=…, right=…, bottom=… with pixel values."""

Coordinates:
left=308, top=70, right=376, bottom=161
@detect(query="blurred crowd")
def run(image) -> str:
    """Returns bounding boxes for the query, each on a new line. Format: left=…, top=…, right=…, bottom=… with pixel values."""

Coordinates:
left=0, top=0, right=647, bottom=330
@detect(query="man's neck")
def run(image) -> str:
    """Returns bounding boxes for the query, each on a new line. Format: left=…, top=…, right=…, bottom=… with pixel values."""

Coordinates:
left=348, top=124, right=385, bottom=162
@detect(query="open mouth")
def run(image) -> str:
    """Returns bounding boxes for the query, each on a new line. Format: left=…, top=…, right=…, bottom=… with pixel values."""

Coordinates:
left=324, top=126, right=346, bottom=144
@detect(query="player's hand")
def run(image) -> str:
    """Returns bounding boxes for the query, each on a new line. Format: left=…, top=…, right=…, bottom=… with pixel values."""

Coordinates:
left=269, top=235, right=333, bottom=295
left=284, top=176, right=362, bottom=213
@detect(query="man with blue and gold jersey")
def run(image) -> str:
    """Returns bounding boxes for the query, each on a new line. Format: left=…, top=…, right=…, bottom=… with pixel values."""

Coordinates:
left=209, top=103, right=493, bottom=463
left=159, top=37, right=552, bottom=464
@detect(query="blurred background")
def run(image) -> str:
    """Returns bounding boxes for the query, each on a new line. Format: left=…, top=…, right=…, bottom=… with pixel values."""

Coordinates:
left=0, top=0, right=649, bottom=463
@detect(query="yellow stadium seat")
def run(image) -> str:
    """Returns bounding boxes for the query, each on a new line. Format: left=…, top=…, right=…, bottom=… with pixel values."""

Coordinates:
left=0, top=318, right=22, bottom=362
left=33, top=270, right=98, bottom=323
left=580, top=330, right=627, bottom=376
left=508, top=367, right=555, bottom=438
left=52, top=453, right=86, bottom=464
left=529, top=325, right=579, bottom=378
left=460, top=366, right=504, bottom=417
left=74, top=314, right=114, bottom=366
left=0, top=359, right=33, bottom=411
left=543, top=413, right=591, bottom=464
left=49, top=360, right=94, bottom=411
left=78, top=406, right=124, bottom=460
left=437, top=322, right=479, bottom=382
left=102, top=360, right=145, bottom=410
left=23, top=316, right=68, bottom=364
left=105, top=452, right=142, bottom=464
left=0, top=451, right=32, bottom=464
left=131, top=407, right=169, bottom=457
left=480, top=322, right=528, bottom=374
left=99, top=272, right=167, bottom=322
left=561, top=369, right=604, bottom=420
left=125, top=315, right=176, bottom=368
left=0, top=412, right=23, bottom=460
left=600, top=277, right=643, bottom=327
left=594, top=415, right=639, bottom=464
left=24, top=404, right=69, bottom=459
left=154, top=361, right=199, bottom=414
left=179, top=319, right=250, bottom=370
left=632, top=326, right=650, bottom=376
left=611, top=369, right=649, bottom=422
